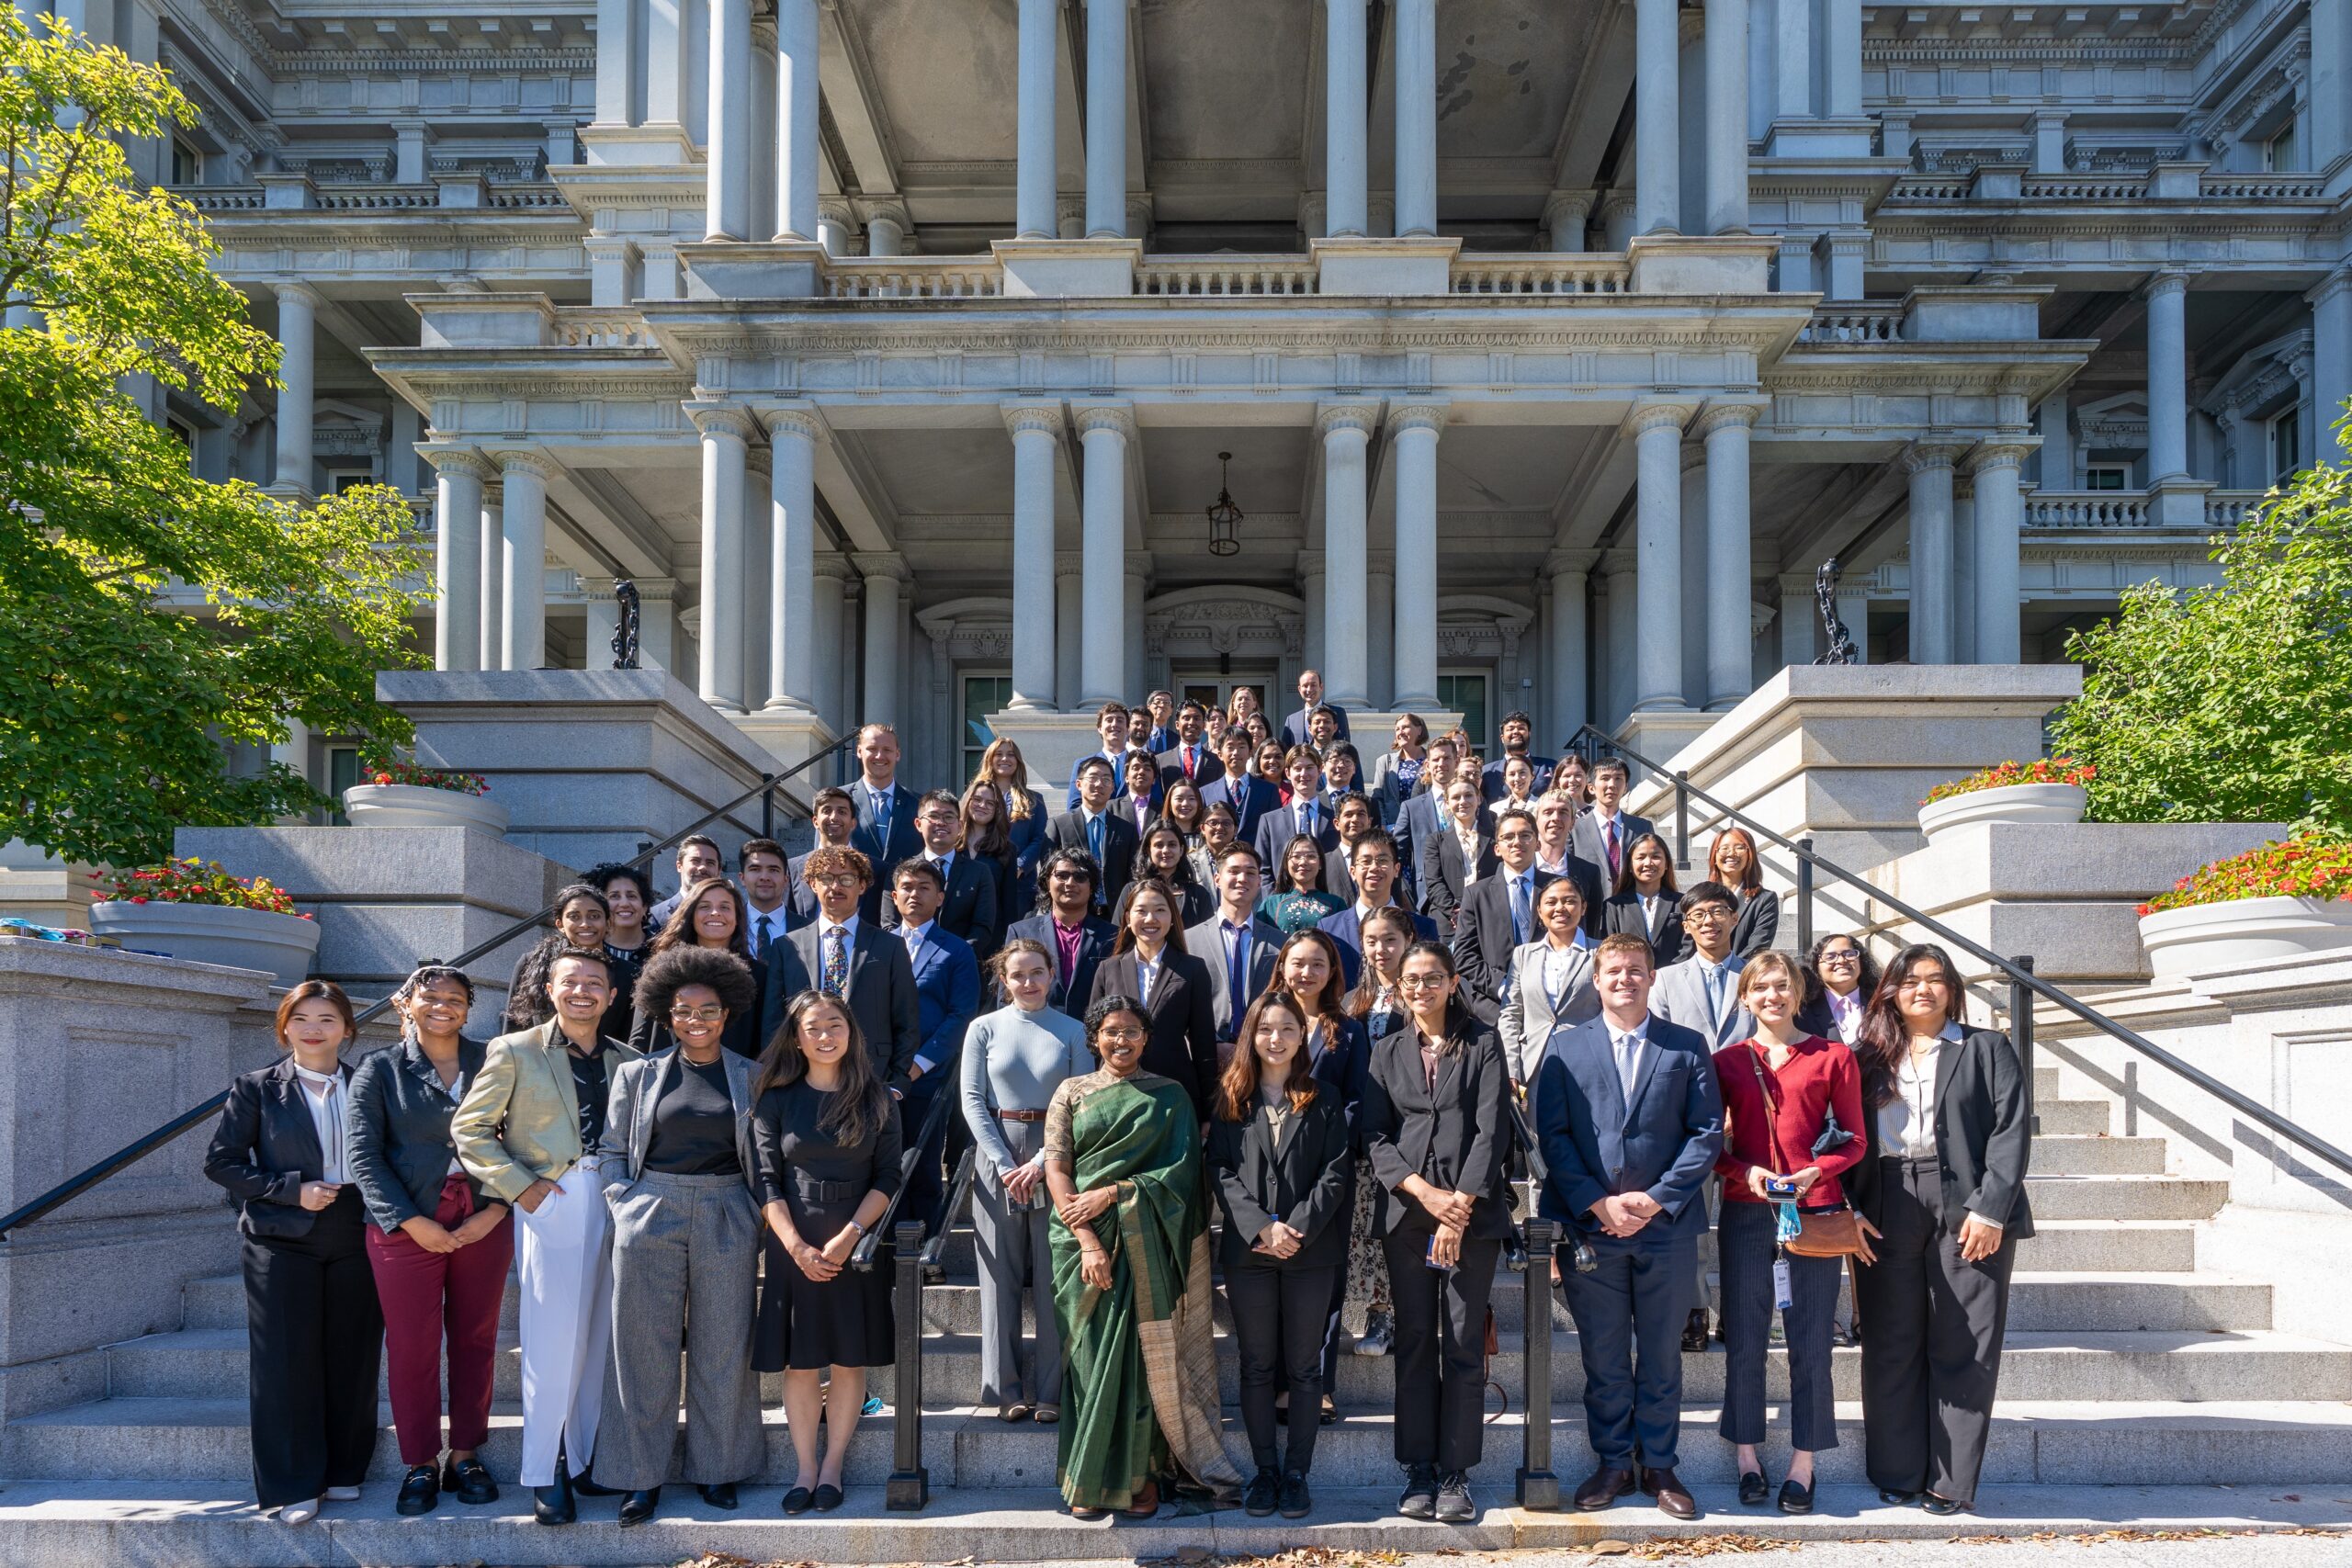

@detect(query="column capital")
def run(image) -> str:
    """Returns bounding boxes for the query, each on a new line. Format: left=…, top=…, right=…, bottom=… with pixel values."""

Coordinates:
left=684, top=400, right=759, bottom=443
left=760, top=402, right=822, bottom=442
left=1692, top=400, right=1762, bottom=437
left=272, top=279, right=324, bottom=310
left=1072, top=401, right=1136, bottom=440
left=421, top=446, right=496, bottom=482
left=1316, top=400, right=1380, bottom=439
left=1544, top=547, right=1600, bottom=579
left=1964, top=442, right=2032, bottom=476
left=1001, top=400, right=1067, bottom=438
left=1600, top=547, right=1637, bottom=579
left=813, top=552, right=854, bottom=581
left=1125, top=550, right=1155, bottom=581
left=1623, top=400, right=1696, bottom=439
left=1902, top=441, right=1965, bottom=475
left=863, top=197, right=911, bottom=231
left=819, top=197, right=855, bottom=226
left=853, top=550, right=911, bottom=583
left=1542, top=187, right=1597, bottom=231
left=2305, top=265, right=2352, bottom=306
left=1056, top=548, right=1086, bottom=579
left=1295, top=548, right=1326, bottom=577
left=1386, top=400, right=1450, bottom=436
left=491, top=449, right=559, bottom=481
left=2143, top=268, right=2191, bottom=301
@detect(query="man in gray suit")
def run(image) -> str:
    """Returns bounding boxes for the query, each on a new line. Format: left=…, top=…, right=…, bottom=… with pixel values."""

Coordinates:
left=1569, top=757, right=1655, bottom=893
left=1187, top=843, right=1282, bottom=1047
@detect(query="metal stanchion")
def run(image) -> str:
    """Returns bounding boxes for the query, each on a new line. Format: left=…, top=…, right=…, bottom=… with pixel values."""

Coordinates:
left=1517, top=1215, right=1561, bottom=1509
left=886, top=1219, right=930, bottom=1509
left=1795, top=836, right=1815, bottom=955
left=1673, top=771, right=1690, bottom=869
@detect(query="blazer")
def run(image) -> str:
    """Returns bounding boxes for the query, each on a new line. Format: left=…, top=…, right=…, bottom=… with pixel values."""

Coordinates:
left=452, top=1020, right=643, bottom=1204
left=1200, top=772, right=1282, bottom=846
left=1207, top=1091, right=1355, bottom=1272
left=629, top=953, right=769, bottom=1061
left=1570, top=810, right=1656, bottom=886
left=1088, top=947, right=1221, bottom=1121
left=1394, top=786, right=1475, bottom=903
left=204, top=1056, right=357, bottom=1240
left=1498, top=940, right=1601, bottom=1086
left=883, top=852, right=1001, bottom=959
left=786, top=847, right=835, bottom=928
left=851, top=778, right=925, bottom=886
left=1044, top=807, right=1140, bottom=918
left=1315, top=901, right=1437, bottom=991
left=1064, top=749, right=1136, bottom=810
left=346, top=1035, right=492, bottom=1235
left=1847, top=1026, right=2036, bottom=1241
left=1650, top=952, right=1757, bottom=1050
left=1157, top=743, right=1225, bottom=793
left=1002, top=911, right=1116, bottom=1020
left=1534, top=1012, right=1725, bottom=1242
left=1365, top=750, right=1423, bottom=827
left=763, top=919, right=923, bottom=1087
left=1184, top=912, right=1283, bottom=1039
left=596, top=1045, right=760, bottom=1192
left=1251, top=803, right=1344, bottom=897
left=1003, top=788, right=1051, bottom=902
left=1361, top=1024, right=1513, bottom=1238
left=1727, top=886, right=1781, bottom=959
left=1451, top=867, right=1560, bottom=1020
left=1601, top=888, right=1689, bottom=968
left=1306, top=1013, right=1374, bottom=1145
left=904, top=925, right=981, bottom=1080
left=1419, top=820, right=1497, bottom=937
left=1281, top=704, right=1351, bottom=749
left=1479, top=754, right=1558, bottom=802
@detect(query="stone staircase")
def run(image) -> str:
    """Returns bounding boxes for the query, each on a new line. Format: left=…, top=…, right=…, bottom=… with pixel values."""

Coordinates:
left=2, top=1066, right=2349, bottom=1563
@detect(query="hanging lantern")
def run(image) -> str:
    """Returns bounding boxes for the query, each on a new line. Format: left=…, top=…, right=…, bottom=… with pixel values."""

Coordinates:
left=1205, top=450, right=1243, bottom=557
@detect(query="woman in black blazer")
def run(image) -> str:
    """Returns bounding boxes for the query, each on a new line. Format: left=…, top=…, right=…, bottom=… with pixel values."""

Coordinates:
left=1849, top=942, right=2033, bottom=1517
left=1086, top=876, right=1219, bottom=1122
left=1272, top=930, right=1373, bottom=1422
left=628, top=876, right=768, bottom=1058
left=202, top=980, right=383, bottom=1526
left=1209, top=991, right=1355, bottom=1520
left=1600, top=831, right=1686, bottom=967
left=1114, top=821, right=1215, bottom=930
left=1359, top=942, right=1511, bottom=1523
left=1707, top=828, right=1780, bottom=958
left=346, top=964, right=513, bottom=1516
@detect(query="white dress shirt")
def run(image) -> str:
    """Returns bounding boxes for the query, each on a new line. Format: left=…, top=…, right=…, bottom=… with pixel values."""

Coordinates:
left=1878, top=1021, right=2004, bottom=1230
left=1133, top=946, right=1161, bottom=1004
left=292, top=1064, right=347, bottom=1184
left=1826, top=987, right=1864, bottom=1044
left=1607, top=1016, right=1650, bottom=1104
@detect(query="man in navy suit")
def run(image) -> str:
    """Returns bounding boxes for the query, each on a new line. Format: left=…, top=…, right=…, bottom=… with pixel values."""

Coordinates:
left=1001, top=848, right=1116, bottom=1020
left=1450, top=805, right=1555, bottom=1023
left=1316, top=829, right=1434, bottom=988
left=645, top=834, right=727, bottom=935
left=763, top=844, right=922, bottom=1086
left=788, top=788, right=858, bottom=926
left=1135, top=689, right=1177, bottom=755
left=1251, top=746, right=1344, bottom=892
left=1391, top=732, right=1464, bottom=902
left=849, top=723, right=923, bottom=923
left=884, top=790, right=1001, bottom=959
left=1535, top=933, right=1724, bottom=1522
left=1279, top=667, right=1350, bottom=749
left=1201, top=730, right=1277, bottom=843
left=888, top=859, right=980, bottom=1256
left=1479, top=710, right=1558, bottom=803
left=1064, top=703, right=1135, bottom=810
left=1156, top=698, right=1224, bottom=792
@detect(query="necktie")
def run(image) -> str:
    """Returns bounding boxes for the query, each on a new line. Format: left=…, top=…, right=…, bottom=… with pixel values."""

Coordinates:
left=1604, top=818, right=1621, bottom=880
left=1510, top=873, right=1532, bottom=945
left=1183, top=747, right=1197, bottom=779
left=1613, top=1031, right=1641, bottom=1102
left=1702, top=963, right=1725, bottom=1031
left=1301, top=802, right=1317, bottom=837
left=1225, top=922, right=1250, bottom=1021
left=1087, top=813, right=1104, bottom=869
left=822, top=926, right=848, bottom=998
left=871, top=787, right=892, bottom=851
left=754, top=913, right=775, bottom=958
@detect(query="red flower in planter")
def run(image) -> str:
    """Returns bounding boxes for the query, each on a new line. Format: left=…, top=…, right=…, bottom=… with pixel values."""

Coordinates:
left=1922, top=756, right=2097, bottom=808
left=2140, top=835, right=2352, bottom=915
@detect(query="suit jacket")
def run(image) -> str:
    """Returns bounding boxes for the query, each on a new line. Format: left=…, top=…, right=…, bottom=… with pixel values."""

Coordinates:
left=1847, top=1026, right=2037, bottom=1241
left=1728, top=886, right=1781, bottom=959
left=1157, top=743, right=1225, bottom=793
left=1088, top=947, right=1220, bottom=1120
left=1200, top=773, right=1281, bottom=846
left=1280, top=704, right=1351, bottom=749
left=1044, top=807, right=1140, bottom=918
left=903, top=925, right=981, bottom=1080
left=763, top=919, right=923, bottom=1086
left=204, top=1056, right=358, bottom=1240
left=1004, top=789, right=1050, bottom=902
left=1252, top=801, right=1344, bottom=896
left=1535, top=1012, right=1725, bottom=1242
left=1420, top=819, right=1497, bottom=938
left=1308, top=1013, right=1374, bottom=1146
left=1207, top=1091, right=1355, bottom=1272
left=1315, top=901, right=1437, bottom=991
left=1136, top=723, right=1176, bottom=755
left=1498, top=940, right=1601, bottom=1086
left=347, top=1035, right=492, bottom=1235
left=1452, top=868, right=1558, bottom=1021
left=1395, top=787, right=1476, bottom=904
left=883, top=852, right=1001, bottom=959
left=452, top=1020, right=644, bottom=1204
left=1184, top=912, right=1283, bottom=1040
left=1650, top=952, right=1757, bottom=1050
left=852, top=779, right=925, bottom=918
left=1002, top=911, right=1116, bottom=1021
left=1479, top=754, right=1558, bottom=802
left=596, top=1045, right=760, bottom=1192
left=1366, top=750, right=1422, bottom=827
left=1570, top=810, right=1656, bottom=888
left=786, top=848, right=835, bottom=928
left=1360, top=1024, right=1513, bottom=1238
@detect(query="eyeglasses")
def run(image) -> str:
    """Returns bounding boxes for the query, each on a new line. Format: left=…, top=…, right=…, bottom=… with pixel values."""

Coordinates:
left=1819, top=948, right=1860, bottom=964
left=1397, top=973, right=1450, bottom=991
left=669, top=1004, right=728, bottom=1023
left=1095, top=1024, right=1147, bottom=1043
left=808, top=873, right=864, bottom=889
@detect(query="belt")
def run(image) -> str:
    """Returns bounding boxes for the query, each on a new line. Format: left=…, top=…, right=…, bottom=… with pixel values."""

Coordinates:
left=790, top=1173, right=865, bottom=1203
left=995, top=1109, right=1047, bottom=1122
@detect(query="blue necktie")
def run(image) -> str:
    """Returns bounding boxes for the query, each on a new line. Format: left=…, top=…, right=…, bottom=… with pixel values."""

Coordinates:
left=1225, top=922, right=1250, bottom=1024
left=1087, top=813, right=1103, bottom=868
left=753, top=913, right=775, bottom=958
left=1510, top=873, right=1532, bottom=945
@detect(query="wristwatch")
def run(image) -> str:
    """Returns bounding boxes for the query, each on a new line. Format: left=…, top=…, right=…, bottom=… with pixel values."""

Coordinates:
left=846, top=1219, right=867, bottom=1238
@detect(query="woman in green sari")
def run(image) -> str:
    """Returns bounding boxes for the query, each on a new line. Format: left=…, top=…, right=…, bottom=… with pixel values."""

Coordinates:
left=1044, top=996, right=1243, bottom=1519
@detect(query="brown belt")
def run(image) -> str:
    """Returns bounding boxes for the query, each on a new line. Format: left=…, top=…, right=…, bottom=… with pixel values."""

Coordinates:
left=996, top=1109, right=1047, bottom=1122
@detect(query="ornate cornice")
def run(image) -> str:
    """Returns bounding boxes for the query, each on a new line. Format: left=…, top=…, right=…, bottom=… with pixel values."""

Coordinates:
left=1964, top=444, right=2030, bottom=476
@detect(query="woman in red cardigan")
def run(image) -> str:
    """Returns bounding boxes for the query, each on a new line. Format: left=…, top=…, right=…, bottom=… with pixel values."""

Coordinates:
left=1711, top=951, right=1869, bottom=1516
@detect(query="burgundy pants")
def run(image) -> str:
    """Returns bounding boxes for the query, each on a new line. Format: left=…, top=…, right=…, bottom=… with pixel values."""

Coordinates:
left=366, top=1175, right=514, bottom=1465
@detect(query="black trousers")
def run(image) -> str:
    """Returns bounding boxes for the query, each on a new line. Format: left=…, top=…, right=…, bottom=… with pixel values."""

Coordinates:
left=1226, top=1258, right=1338, bottom=1474
left=1857, top=1155, right=2015, bottom=1506
left=1382, top=1226, right=1501, bottom=1472
left=1717, top=1199, right=1840, bottom=1452
left=243, top=1189, right=383, bottom=1507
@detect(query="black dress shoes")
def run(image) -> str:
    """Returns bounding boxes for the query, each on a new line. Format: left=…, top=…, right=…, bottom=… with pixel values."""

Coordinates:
left=1878, top=1487, right=1921, bottom=1506
left=1244, top=1467, right=1280, bottom=1517
left=1573, top=1464, right=1635, bottom=1510
left=1736, top=1470, right=1768, bottom=1506
left=782, top=1486, right=815, bottom=1515
left=1642, top=1465, right=1701, bottom=1520
left=1923, top=1493, right=1967, bottom=1516
left=617, top=1487, right=662, bottom=1527
left=531, top=1473, right=575, bottom=1527
left=1680, top=1308, right=1712, bottom=1353
left=699, top=1482, right=739, bottom=1509
left=1779, top=1478, right=1815, bottom=1515
left=812, top=1483, right=844, bottom=1512
left=443, top=1456, right=498, bottom=1506
left=1398, top=1463, right=1439, bottom=1519
left=395, top=1464, right=439, bottom=1516
left=571, top=1470, right=622, bottom=1497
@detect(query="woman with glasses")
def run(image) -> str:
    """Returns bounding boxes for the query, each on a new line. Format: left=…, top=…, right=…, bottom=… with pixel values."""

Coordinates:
left=628, top=876, right=766, bottom=1058
left=1797, top=933, right=1880, bottom=1047
left=1851, top=943, right=2033, bottom=1517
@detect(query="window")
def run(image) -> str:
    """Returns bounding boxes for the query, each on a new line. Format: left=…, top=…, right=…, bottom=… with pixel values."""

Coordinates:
left=2265, top=119, right=2300, bottom=174
left=326, top=469, right=377, bottom=495
left=324, top=743, right=363, bottom=826
left=170, top=140, right=203, bottom=186
left=2084, top=465, right=2129, bottom=491
left=1436, top=671, right=1490, bottom=760
left=961, top=673, right=1012, bottom=785
left=2270, top=407, right=2302, bottom=485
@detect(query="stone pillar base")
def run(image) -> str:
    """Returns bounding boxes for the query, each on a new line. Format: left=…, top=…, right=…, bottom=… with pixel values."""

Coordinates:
left=983, top=709, right=1107, bottom=795
left=1760, top=116, right=1883, bottom=161
left=992, top=237, right=1143, bottom=299
left=1612, top=706, right=1717, bottom=780
left=735, top=707, right=841, bottom=777
left=1624, top=234, right=1779, bottom=294
left=2149, top=477, right=2218, bottom=528
left=0, top=840, right=99, bottom=930
left=679, top=239, right=826, bottom=299
left=1310, top=235, right=1462, bottom=297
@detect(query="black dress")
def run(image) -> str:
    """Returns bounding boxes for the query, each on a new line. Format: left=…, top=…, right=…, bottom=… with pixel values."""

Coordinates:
left=751, top=1078, right=904, bottom=1371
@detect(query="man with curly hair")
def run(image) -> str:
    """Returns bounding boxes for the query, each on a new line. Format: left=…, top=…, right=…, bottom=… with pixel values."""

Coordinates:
left=762, top=844, right=922, bottom=1088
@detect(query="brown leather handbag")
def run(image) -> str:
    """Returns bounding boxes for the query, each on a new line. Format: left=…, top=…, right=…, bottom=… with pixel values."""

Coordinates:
left=1744, top=1045, right=1868, bottom=1258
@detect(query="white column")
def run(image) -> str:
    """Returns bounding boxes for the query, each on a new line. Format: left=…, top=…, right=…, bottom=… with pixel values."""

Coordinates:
left=1389, top=402, right=1444, bottom=709
left=1546, top=552, right=1593, bottom=748
left=775, top=0, right=820, bottom=240
left=859, top=553, right=907, bottom=728
left=1970, top=446, right=2025, bottom=664
left=1702, top=0, right=1748, bottom=234
left=1300, top=553, right=1327, bottom=676
left=1631, top=403, right=1690, bottom=709
left=478, top=488, right=504, bottom=671
left=865, top=204, right=908, bottom=256
left=706, top=0, right=752, bottom=241
left=1318, top=403, right=1374, bottom=709
left=1904, top=445, right=1957, bottom=665
left=272, top=283, right=317, bottom=492
left=1603, top=552, right=1638, bottom=727
left=763, top=407, right=820, bottom=713
left=2037, top=392, right=2073, bottom=489
left=1679, top=447, right=1708, bottom=708
left=1016, top=0, right=1058, bottom=238
left=1005, top=403, right=1061, bottom=709
left=693, top=404, right=753, bottom=712
left=813, top=554, right=848, bottom=732
left=1543, top=189, right=1594, bottom=253
left=1700, top=404, right=1757, bottom=709
left=1822, top=0, right=1861, bottom=117
left=1777, top=573, right=1815, bottom=667
left=2312, top=0, right=2351, bottom=168
left=429, top=453, right=487, bottom=672
left=1635, top=0, right=1681, bottom=235
left=816, top=199, right=852, bottom=256
left=1055, top=552, right=1084, bottom=710
left=2146, top=269, right=2190, bottom=482
left=594, top=0, right=633, bottom=124
left=1393, top=0, right=1437, bottom=238
left=1084, top=0, right=1127, bottom=238
left=1770, top=0, right=1812, bottom=122
left=498, top=454, right=551, bottom=671
left=1076, top=405, right=1132, bottom=705
left=1367, top=561, right=1395, bottom=708
left=1951, top=479, right=1976, bottom=665
left=1325, top=0, right=1369, bottom=237
left=2309, top=269, right=2352, bottom=462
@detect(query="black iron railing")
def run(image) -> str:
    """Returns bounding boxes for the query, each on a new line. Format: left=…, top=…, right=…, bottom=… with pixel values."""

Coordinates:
left=852, top=1082, right=962, bottom=1512
left=0, top=735, right=856, bottom=1242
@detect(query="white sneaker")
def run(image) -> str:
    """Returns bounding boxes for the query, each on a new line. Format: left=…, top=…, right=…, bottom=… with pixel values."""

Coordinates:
left=323, top=1486, right=361, bottom=1502
left=277, top=1498, right=321, bottom=1525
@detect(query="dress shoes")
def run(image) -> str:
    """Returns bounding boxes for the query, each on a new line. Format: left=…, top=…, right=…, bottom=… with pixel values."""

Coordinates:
left=395, top=1464, right=438, bottom=1516
left=1923, top=1493, right=1968, bottom=1516
left=444, top=1456, right=498, bottom=1506
left=571, top=1470, right=622, bottom=1497
left=1680, top=1308, right=1712, bottom=1353
left=1779, top=1478, right=1815, bottom=1515
left=531, top=1475, right=576, bottom=1527
left=1642, top=1465, right=1701, bottom=1520
left=1278, top=1471, right=1312, bottom=1518
left=616, top=1487, right=662, bottom=1527
left=1736, top=1470, right=1768, bottom=1506
left=1877, top=1487, right=1921, bottom=1506
left=814, top=1483, right=845, bottom=1512
left=782, top=1486, right=815, bottom=1515
left=699, top=1482, right=739, bottom=1509
left=1572, top=1464, right=1635, bottom=1510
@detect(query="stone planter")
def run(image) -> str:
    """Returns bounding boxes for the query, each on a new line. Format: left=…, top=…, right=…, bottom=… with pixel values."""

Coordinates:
left=2137, top=895, right=2352, bottom=981
left=86, top=900, right=321, bottom=988
left=343, top=782, right=509, bottom=836
left=1917, top=781, right=2088, bottom=840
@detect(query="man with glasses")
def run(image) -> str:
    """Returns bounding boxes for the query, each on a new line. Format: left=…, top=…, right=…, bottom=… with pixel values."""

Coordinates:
left=1002, top=849, right=1117, bottom=1020
left=763, top=845, right=921, bottom=1087
left=453, top=949, right=642, bottom=1525
left=1450, top=807, right=1551, bottom=1025
left=1317, top=828, right=1435, bottom=989
left=1046, top=756, right=1138, bottom=917
left=888, top=789, right=1001, bottom=959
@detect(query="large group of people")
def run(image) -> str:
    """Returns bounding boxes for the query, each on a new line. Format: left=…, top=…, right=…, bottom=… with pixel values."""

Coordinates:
left=204, top=675, right=2032, bottom=1527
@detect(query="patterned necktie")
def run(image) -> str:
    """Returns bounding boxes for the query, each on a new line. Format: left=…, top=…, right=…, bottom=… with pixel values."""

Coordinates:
left=1604, top=818, right=1621, bottom=880
left=822, top=925, right=848, bottom=998
left=754, top=913, right=775, bottom=959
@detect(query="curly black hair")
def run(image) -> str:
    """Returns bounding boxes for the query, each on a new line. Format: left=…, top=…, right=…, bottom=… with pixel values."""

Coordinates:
left=632, top=942, right=758, bottom=1026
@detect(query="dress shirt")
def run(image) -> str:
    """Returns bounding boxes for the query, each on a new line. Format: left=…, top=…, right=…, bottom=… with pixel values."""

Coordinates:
left=437, top=1066, right=472, bottom=1176
left=1291, top=799, right=1321, bottom=838
left=1826, top=987, right=1864, bottom=1044
left=1218, top=916, right=1256, bottom=1024
left=818, top=912, right=861, bottom=996
left=865, top=779, right=899, bottom=829
left=928, top=851, right=956, bottom=883
left=1608, top=1017, right=1650, bottom=1104
left=900, top=918, right=935, bottom=961
left=291, top=1064, right=347, bottom=1184
left=1508, top=869, right=1536, bottom=945
left=1538, top=938, right=1589, bottom=1007
left=1694, top=952, right=1739, bottom=1023
left=1454, top=821, right=1482, bottom=886
left=1593, top=812, right=1626, bottom=877
left=1050, top=917, right=1086, bottom=989
left=1878, top=1021, right=2005, bottom=1230
left=1134, top=946, right=1161, bottom=1004
left=1636, top=890, right=1663, bottom=930
left=1080, top=807, right=1109, bottom=865
left=748, top=904, right=785, bottom=959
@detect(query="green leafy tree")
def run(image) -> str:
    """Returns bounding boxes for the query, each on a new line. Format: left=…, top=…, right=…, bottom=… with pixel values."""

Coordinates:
left=2050, top=419, right=2352, bottom=836
left=0, top=14, right=424, bottom=868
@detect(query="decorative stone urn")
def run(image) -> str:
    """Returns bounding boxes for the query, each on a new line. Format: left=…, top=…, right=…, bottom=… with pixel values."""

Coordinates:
left=343, top=783, right=510, bottom=836
left=2136, top=896, right=2352, bottom=981
left=1917, top=782, right=2088, bottom=840
left=86, top=901, right=321, bottom=988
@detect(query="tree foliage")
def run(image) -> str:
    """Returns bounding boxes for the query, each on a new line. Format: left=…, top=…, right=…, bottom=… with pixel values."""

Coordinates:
left=2050, top=420, right=2352, bottom=836
left=0, top=14, right=424, bottom=868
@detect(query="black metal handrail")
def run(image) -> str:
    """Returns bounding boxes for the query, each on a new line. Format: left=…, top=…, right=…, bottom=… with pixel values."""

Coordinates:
left=1572, top=723, right=2352, bottom=1183
left=853, top=1082, right=958, bottom=1273
left=0, top=734, right=857, bottom=1241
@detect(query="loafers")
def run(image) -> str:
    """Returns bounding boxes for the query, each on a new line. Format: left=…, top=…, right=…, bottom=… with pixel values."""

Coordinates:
left=571, top=1470, right=622, bottom=1498
left=444, top=1456, right=498, bottom=1506
left=699, top=1482, right=739, bottom=1510
left=814, top=1483, right=845, bottom=1512
left=616, top=1487, right=661, bottom=1527
left=1923, top=1493, right=1968, bottom=1516
left=1642, top=1464, right=1701, bottom=1520
left=782, top=1486, right=814, bottom=1515
left=1779, top=1478, right=1815, bottom=1515
left=1398, top=1463, right=1439, bottom=1519
left=1573, top=1464, right=1635, bottom=1510
left=395, top=1464, right=439, bottom=1516
left=1244, top=1467, right=1280, bottom=1517
left=1736, top=1470, right=1768, bottom=1506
